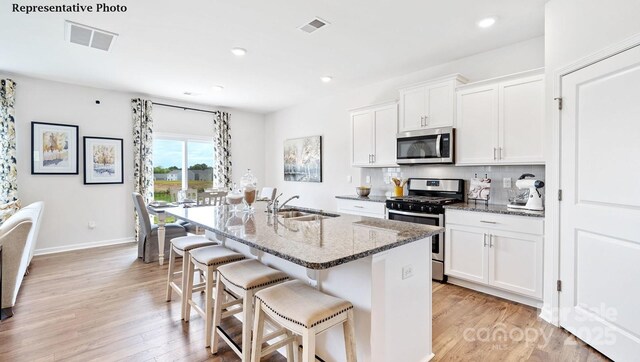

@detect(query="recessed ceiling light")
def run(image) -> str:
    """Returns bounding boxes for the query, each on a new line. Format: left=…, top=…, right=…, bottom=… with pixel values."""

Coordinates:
left=211, top=85, right=224, bottom=92
left=477, top=17, right=496, bottom=28
left=230, top=47, right=247, bottom=56
left=321, top=76, right=333, bottom=83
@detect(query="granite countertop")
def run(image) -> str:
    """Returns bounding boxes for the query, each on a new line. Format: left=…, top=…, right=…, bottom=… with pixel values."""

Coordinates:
left=444, top=203, right=545, bottom=218
left=163, top=204, right=442, bottom=269
left=335, top=195, right=388, bottom=203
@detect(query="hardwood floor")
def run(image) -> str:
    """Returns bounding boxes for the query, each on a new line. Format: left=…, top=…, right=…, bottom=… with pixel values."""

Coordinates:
left=0, top=243, right=608, bottom=361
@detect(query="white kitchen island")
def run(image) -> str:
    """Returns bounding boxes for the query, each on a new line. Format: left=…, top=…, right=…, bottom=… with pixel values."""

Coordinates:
left=164, top=204, right=440, bottom=362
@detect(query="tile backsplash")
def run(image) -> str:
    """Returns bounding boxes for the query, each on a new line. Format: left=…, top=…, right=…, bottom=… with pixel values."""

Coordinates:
left=361, top=165, right=546, bottom=205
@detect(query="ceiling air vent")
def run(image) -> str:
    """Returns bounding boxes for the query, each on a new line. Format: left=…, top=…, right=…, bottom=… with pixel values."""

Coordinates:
left=65, top=20, right=118, bottom=52
left=299, top=17, right=330, bottom=34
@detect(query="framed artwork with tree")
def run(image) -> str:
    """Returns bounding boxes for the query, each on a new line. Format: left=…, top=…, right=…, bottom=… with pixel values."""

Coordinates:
left=83, top=136, right=124, bottom=184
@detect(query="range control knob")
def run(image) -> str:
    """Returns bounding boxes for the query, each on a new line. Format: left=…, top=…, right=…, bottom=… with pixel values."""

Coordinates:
left=408, top=204, right=413, bottom=211
left=420, top=206, right=426, bottom=212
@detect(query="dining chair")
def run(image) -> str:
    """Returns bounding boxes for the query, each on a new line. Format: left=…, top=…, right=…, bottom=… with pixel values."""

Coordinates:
left=132, top=192, right=187, bottom=263
left=197, top=191, right=228, bottom=206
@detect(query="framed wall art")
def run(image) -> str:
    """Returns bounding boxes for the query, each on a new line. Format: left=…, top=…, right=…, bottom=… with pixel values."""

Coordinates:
left=31, top=121, right=79, bottom=175
left=283, top=135, right=322, bottom=183
left=83, top=136, right=124, bottom=185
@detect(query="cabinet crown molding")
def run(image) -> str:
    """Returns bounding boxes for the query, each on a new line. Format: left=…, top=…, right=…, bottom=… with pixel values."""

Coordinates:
left=456, top=68, right=544, bottom=91
left=348, top=100, right=398, bottom=113
left=398, top=73, right=468, bottom=92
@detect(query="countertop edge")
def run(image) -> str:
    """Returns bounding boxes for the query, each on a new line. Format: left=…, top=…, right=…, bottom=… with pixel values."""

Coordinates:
left=335, top=195, right=388, bottom=203
left=444, top=204, right=545, bottom=218
left=164, top=209, right=442, bottom=269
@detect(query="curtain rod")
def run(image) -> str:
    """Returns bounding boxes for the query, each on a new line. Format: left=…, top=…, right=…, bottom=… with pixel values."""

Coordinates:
left=154, top=102, right=218, bottom=115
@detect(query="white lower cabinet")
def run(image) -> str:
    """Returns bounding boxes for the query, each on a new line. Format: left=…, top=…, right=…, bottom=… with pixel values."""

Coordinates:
left=445, top=209, right=544, bottom=304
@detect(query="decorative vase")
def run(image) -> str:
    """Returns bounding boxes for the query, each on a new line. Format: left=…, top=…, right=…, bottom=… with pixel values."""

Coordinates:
left=393, top=186, right=404, bottom=197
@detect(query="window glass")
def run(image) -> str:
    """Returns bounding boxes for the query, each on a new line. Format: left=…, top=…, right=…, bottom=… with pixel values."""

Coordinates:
left=187, top=141, right=215, bottom=192
left=153, top=139, right=183, bottom=202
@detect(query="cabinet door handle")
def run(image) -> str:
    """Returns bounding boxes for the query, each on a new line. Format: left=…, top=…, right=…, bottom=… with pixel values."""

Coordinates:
left=483, top=233, right=487, bottom=247
left=424, top=115, right=428, bottom=126
left=489, top=234, right=494, bottom=248
left=372, top=154, right=376, bottom=163
left=493, top=147, right=497, bottom=160
left=420, top=116, right=424, bottom=127
left=499, top=147, right=503, bottom=160
left=480, top=220, right=498, bottom=224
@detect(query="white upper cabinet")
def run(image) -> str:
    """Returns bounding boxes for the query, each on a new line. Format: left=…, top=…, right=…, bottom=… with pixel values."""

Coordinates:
left=456, top=85, right=499, bottom=164
left=351, top=101, right=398, bottom=167
left=455, top=69, right=545, bottom=165
left=398, top=74, right=467, bottom=132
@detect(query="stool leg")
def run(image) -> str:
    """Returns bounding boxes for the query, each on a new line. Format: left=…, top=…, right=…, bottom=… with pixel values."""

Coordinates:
left=183, top=258, right=195, bottom=322
left=242, top=289, right=254, bottom=362
left=250, top=301, right=266, bottom=362
left=165, top=247, right=175, bottom=302
left=180, top=252, right=190, bottom=320
left=205, top=267, right=215, bottom=348
left=301, top=329, right=316, bottom=362
left=285, top=331, right=295, bottom=362
left=343, top=309, right=357, bottom=362
left=294, top=336, right=302, bottom=362
left=210, top=274, right=225, bottom=354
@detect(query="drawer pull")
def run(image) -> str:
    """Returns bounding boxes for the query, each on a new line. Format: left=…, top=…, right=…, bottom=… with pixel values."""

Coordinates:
left=480, top=220, right=498, bottom=224
left=353, top=205, right=364, bottom=209
left=483, top=233, right=487, bottom=247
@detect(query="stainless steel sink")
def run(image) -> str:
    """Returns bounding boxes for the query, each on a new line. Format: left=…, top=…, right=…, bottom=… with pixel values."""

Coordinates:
left=277, top=209, right=338, bottom=222
left=288, top=214, right=327, bottom=222
left=277, top=210, right=310, bottom=218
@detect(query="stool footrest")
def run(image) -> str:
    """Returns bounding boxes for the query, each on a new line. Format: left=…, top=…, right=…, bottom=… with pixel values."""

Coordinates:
left=261, top=334, right=297, bottom=356
left=216, top=326, right=242, bottom=357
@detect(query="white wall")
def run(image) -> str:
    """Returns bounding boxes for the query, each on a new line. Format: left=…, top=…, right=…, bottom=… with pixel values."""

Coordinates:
left=541, top=0, right=640, bottom=324
left=264, top=36, right=545, bottom=211
left=2, top=73, right=264, bottom=254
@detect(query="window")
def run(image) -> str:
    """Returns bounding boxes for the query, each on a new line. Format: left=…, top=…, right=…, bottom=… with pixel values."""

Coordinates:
left=153, top=135, right=215, bottom=201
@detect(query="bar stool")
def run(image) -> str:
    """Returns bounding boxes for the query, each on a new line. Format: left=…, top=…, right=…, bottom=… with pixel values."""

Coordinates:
left=165, top=235, right=217, bottom=319
left=251, top=280, right=357, bottom=362
left=211, top=259, right=290, bottom=360
left=184, top=245, right=245, bottom=347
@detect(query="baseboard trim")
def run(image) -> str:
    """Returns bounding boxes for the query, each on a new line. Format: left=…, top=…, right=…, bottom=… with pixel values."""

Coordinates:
left=33, top=237, right=136, bottom=256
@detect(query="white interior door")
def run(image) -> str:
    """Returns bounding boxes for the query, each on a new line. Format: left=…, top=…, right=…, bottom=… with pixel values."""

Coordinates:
left=560, top=44, right=640, bottom=361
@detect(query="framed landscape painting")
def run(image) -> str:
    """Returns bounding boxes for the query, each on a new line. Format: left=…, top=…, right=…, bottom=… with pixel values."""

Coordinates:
left=31, top=121, right=79, bottom=175
left=83, top=136, right=124, bottom=184
left=283, top=135, right=322, bottom=182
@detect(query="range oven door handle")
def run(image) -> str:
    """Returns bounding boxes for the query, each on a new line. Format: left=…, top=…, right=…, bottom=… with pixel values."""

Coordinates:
left=388, top=209, right=444, bottom=223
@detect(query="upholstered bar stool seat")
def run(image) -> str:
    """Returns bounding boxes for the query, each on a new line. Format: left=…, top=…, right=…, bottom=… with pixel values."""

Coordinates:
left=184, top=245, right=245, bottom=348
left=165, top=235, right=217, bottom=319
left=251, top=280, right=357, bottom=362
left=212, top=260, right=289, bottom=360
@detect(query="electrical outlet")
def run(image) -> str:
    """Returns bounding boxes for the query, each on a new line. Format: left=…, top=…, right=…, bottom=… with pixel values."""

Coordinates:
left=402, top=265, right=414, bottom=280
left=88, top=221, right=96, bottom=229
left=347, top=175, right=352, bottom=183
left=365, top=176, right=371, bottom=184
left=503, top=177, right=512, bottom=188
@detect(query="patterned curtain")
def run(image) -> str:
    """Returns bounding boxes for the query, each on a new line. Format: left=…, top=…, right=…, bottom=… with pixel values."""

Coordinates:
left=132, top=98, right=154, bottom=240
left=0, top=79, right=18, bottom=208
left=213, top=111, right=232, bottom=189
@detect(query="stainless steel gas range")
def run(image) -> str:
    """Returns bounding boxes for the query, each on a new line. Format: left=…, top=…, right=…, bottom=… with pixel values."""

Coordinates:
left=385, top=178, right=465, bottom=282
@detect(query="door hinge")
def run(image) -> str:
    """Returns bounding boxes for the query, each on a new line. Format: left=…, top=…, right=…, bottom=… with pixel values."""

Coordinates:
left=558, top=189, right=563, bottom=201
left=554, top=97, right=563, bottom=110
left=557, top=280, right=562, bottom=292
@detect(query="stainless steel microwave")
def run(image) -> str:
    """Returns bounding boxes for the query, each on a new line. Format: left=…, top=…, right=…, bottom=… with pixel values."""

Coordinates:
left=396, top=127, right=454, bottom=164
